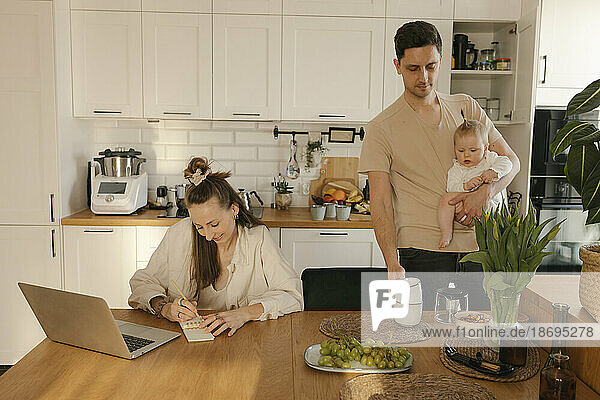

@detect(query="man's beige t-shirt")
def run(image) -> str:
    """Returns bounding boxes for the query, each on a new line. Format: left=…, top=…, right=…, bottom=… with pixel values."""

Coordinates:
left=358, top=91, right=503, bottom=252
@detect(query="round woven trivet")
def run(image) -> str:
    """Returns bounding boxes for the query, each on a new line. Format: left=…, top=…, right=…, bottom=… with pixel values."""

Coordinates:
left=319, top=313, right=431, bottom=344
left=339, top=373, right=497, bottom=400
left=439, top=339, right=541, bottom=382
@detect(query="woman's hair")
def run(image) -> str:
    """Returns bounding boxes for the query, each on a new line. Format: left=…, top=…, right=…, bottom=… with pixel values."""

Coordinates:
left=183, top=157, right=264, bottom=295
left=454, top=119, right=488, bottom=145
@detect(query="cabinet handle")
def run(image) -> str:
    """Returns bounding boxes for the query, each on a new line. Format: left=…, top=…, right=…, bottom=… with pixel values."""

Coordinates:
left=163, top=112, right=192, bottom=116
left=93, top=110, right=122, bottom=114
left=541, top=55, right=547, bottom=84
left=49, top=193, right=55, bottom=223
left=50, top=229, right=56, bottom=258
left=318, top=114, right=346, bottom=118
left=83, top=228, right=114, bottom=233
left=319, top=232, right=349, bottom=236
left=232, top=112, right=261, bottom=117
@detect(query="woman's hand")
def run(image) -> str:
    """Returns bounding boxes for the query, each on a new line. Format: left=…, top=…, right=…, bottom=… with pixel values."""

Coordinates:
left=161, top=298, right=198, bottom=322
left=200, top=305, right=263, bottom=336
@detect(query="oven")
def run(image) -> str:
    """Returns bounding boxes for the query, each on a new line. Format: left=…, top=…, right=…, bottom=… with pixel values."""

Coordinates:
left=531, top=109, right=600, bottom=273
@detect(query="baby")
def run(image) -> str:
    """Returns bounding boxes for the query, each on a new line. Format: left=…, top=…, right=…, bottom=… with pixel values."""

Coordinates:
left=438, top=119, right=513, bottom=249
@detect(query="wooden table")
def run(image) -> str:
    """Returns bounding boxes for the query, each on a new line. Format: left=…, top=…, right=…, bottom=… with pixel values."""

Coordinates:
left=1, top=310, right=598, bottom=400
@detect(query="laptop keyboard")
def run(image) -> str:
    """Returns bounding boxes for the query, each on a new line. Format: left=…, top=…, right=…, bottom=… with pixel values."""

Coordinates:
left=122, top=334, right=155, bottom=353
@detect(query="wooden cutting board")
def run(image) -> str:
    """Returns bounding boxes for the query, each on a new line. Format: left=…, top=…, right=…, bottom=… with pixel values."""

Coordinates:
left=309, top=157, right=359, bottom=206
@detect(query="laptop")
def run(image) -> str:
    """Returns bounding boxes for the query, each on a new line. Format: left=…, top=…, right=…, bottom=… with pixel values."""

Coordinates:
left=18, top=282, right=180, bottom=359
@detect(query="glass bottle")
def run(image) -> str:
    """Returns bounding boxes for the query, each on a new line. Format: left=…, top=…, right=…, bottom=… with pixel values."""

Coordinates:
left=539, top=354, right=576, bottom=400
left=545, top=303, right=570, bottom=367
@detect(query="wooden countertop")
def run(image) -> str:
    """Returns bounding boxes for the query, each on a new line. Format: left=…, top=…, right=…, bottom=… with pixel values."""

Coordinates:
left=61, top=207, right=374, bottom=228
left=2, top=310, right=598, bottom=400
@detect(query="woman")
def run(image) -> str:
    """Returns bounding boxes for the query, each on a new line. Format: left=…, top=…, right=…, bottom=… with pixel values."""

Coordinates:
left=129, top=157, right=303, bottom=336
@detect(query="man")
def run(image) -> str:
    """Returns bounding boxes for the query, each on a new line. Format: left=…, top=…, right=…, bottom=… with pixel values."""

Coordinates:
left=358, top=21, right=520, bottom=309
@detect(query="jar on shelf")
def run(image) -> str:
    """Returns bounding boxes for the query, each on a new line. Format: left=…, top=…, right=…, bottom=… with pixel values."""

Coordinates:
left=481, top=61, right=492, bottom=71
left=481, top=48, right=496, bottom=63
left=496, top=58, right=511, bottom=71
left=486, top=98, right=500, bottom=121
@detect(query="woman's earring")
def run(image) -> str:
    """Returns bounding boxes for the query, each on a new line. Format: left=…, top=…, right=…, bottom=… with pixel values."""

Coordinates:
left=234, top=213, right=238, bottom=220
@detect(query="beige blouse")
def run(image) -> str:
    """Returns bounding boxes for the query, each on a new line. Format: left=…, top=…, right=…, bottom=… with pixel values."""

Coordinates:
left=128, top=219, right=303, bottom=320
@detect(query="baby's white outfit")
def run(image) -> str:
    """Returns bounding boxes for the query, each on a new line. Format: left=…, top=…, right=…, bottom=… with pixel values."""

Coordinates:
left=446, top=150, right=513, bottom=209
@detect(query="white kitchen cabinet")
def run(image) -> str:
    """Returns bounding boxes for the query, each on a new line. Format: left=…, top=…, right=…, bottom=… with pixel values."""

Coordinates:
left=454, top=0, right=521, bottom=21
left=280, top=228, right=385, bottom=276
left=0, top=1, right=59, bottom=225
left=269, top=227, right=281, bottom=247
left=143, top=13, right=212, bottom=119
left=71, top=11, right=143, bottom=118
left=283, top=0, right=385, bottom=17
left=0, top=226, right=61, bottom=364
left=383, top=19, right=452, bottom=109
left=70, top=0, right=141, bottom=11
left=213, top=0, right=282, bottom=14
left=142, top=0, right=211, bottom=13
left=136, top=226, right=169, bottom=269
left=64, top=226, right=137, bottom=308
left=213, top=14, right=281, bottom=120
left=386, top=0, right=454, bottom=19
left=282, top=16, right=384, bottom=122
left=536, top=0, right=600, bottom=107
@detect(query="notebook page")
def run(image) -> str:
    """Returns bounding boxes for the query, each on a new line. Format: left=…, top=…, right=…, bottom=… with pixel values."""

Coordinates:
left=179, top=317, right=215, bottom=342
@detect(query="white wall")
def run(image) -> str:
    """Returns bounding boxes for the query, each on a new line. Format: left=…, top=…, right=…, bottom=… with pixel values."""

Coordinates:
left=54, top=0, right=95, bottom=217
left=90, top=119, right=366, bottom=207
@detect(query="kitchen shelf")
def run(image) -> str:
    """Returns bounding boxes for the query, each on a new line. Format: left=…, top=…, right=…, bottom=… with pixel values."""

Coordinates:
left=451, top=70, right=513, bottom=79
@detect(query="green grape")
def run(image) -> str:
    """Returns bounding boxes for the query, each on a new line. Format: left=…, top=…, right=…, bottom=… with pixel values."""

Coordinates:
left=325, top=360, right=334, bottom=367
left=366, top=357, right=374, bottom=367
left=394, top=361, right=403, bottom=368
left=387, top=361, right=395, bottom=369
left=341, top=362, right=351, bottom=369
left=334, top=358, right=343, bottom=368
left=398, top=355, right=407, bottom=365
left=318, top=358, right=326, bottom=366
left=344, top=348, right=351, bottom=358
left=377, top=361, right=387, bottom=369
left=374, top=355, right=381, bottom=363
left=321, top=341, right=330, bottom=349
left=319, top=347, right=330, bottom=356
left=360, top=355, right=368, bottom=365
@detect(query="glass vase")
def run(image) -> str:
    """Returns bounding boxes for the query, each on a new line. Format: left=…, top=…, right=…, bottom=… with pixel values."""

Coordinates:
left=489, top=291, right=521, bottom=325
left=539, top=354, right=576, bottom=400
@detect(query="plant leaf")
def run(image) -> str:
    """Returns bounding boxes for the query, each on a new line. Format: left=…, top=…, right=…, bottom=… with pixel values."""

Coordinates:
left=550, top=121, right=596, bottom=157
left=582, top=162, right=600, bottom=210
left=586, top=206, right=600, bottom=225
left=573, top=123, right=600, bottom=144
left=566, top=78, right=600, bottom=117
left=565, top=144, right=600, bottom=194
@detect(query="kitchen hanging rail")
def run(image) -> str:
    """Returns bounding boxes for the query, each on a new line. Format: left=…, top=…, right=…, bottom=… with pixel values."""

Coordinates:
left=273, top=126, right=364, bottom=143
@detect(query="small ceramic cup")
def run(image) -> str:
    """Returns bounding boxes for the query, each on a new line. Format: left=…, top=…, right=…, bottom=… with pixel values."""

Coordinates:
left=335, top=205, right=351, bottom=221
left=310, top=204, right=326, bottom=220
left=324, top=203, right=337, bottom=218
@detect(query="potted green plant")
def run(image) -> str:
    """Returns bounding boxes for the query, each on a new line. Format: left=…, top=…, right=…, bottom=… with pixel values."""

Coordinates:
left=461, top=203, right=563, bottom=327
left=549, top=78, right=600, bottom=321
left=303, top=139, right=328, bottom=172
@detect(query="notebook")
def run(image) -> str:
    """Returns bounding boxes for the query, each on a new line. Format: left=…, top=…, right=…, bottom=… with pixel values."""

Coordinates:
left=179, top=317, right=215, bottom=342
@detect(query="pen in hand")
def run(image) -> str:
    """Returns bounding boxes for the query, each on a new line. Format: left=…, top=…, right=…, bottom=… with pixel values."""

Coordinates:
left=171, top=280, right=201, bottom=319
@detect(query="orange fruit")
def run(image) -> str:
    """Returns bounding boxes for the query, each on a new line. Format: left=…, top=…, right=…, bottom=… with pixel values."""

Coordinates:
left=332, top=190, right=347, bottom=201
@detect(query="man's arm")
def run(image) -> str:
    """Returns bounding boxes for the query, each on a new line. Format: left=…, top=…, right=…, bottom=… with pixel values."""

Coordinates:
left=450, top=137, right=520, bottom=226
left=368, top=171, right=405, bottom=279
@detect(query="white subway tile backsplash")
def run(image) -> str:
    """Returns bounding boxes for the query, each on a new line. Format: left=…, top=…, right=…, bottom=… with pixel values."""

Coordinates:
left=142, top=129, right=188, bottom=144
left=91, top=120, right=118, bottom=128
left=148, top=175, right=166, bottom=189
left=189, top=131, right=234, bottom=145
left=95, top=128, right=141, bottom=143
left=165, top=145, right=211, bottom=160
left=212, top=121, right=258, bottom=130
left=211, top=160, right=235, bottom=172
left=258, top=146, right=289, bottom=161
left=236, top=161, right=281, bottom=176
left=117, top=119, right=158, bottom=129
left=164, top=120, right=212, bottom=130
left=256, top=177, right=275, bottom=191
left=213, top=146, right=257, bottom=160
left=235, top=131, right=279, bottom=145
left=165, top=175, right=187, bottom=187
left=155, top=160, right=188, bottom=175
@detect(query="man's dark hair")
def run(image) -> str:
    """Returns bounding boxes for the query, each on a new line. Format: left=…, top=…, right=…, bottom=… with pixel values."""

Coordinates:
left=394, top=21, right=442, bottom=61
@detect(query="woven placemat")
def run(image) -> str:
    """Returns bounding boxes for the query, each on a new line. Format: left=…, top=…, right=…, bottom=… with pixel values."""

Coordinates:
left=319, top=313, right=431, bottom=344
left=439, top=339, right=541, bottom=382
left=340, top=373, right=497, bottom=400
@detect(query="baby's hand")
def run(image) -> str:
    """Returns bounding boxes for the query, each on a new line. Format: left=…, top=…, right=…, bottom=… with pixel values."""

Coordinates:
left=480, top=169, right=498, bottom=183
left=464, top=176, right=483, bottom=191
